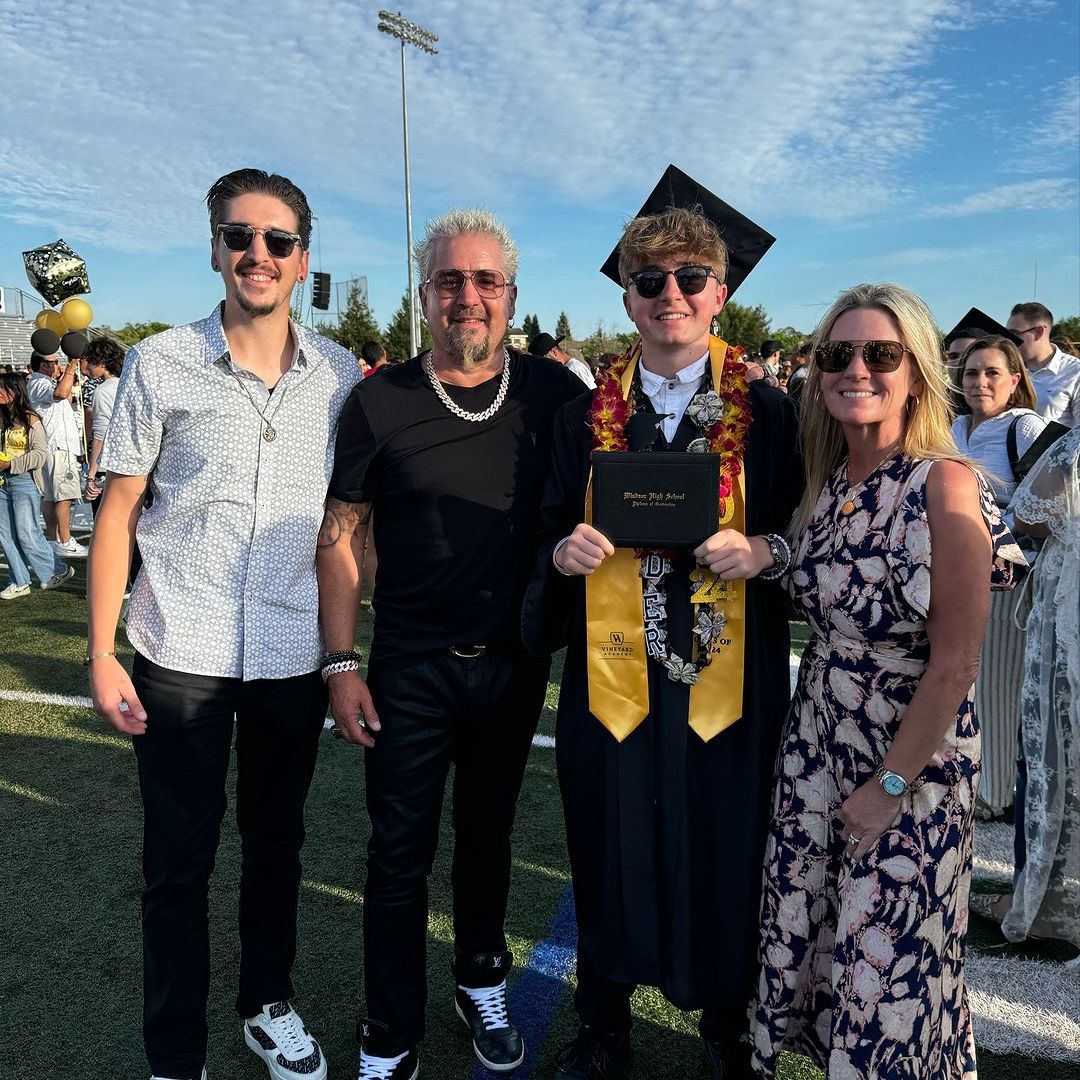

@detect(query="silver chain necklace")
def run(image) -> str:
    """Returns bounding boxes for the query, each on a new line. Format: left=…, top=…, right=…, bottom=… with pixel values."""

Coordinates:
left=231, top=370, right=286, bottom=442
left=422, top=350, right=511, bottom=422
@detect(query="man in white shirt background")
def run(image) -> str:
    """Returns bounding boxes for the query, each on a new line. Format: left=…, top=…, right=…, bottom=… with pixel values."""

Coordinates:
left=26, top=349, right=86, bottom=557
left=1007, top=301, right=1080, bottom=428
left=529, top=331, right=595, bottom=389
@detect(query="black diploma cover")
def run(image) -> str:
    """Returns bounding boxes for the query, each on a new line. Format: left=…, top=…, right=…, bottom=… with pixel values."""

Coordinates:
left=591, top=451, right=720, bottom=548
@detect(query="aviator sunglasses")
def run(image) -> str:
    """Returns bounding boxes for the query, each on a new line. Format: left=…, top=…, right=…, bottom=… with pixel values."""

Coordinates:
left=423, top=269, right=509, bottom=299
left=814, top=339, right=911, bottom=373
left=626, top=265, right=718, bottom=299
left=216, top=224, right=303, bottom=259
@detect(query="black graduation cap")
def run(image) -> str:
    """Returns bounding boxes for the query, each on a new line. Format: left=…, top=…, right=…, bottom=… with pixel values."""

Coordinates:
left=944, top=307, right=1022, bottom=348
left=600, top=164, right=775, bottom=299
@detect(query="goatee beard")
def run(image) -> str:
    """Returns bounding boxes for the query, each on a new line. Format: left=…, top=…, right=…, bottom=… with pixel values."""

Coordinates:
left=237, top=294, right=279, bottom=318
left=447, top=325, right=494, bottom=369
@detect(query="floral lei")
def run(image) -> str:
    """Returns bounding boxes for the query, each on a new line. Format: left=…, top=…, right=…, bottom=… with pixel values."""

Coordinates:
left=588, top=342, right=751, bottom=684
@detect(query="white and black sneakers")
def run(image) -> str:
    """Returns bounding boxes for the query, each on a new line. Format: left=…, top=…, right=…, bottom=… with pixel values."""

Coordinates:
left=453, top=951, right=524, bottom=1072
left=355, top=1018, right=419, bottom=1080
left=41, top=565, right=75, bottom=590
left=243, top=1001, right=326, bottom=1080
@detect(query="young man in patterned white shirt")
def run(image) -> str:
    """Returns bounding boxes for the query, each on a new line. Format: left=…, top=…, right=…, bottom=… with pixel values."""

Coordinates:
left=87, top=169, right=361, bottom=1080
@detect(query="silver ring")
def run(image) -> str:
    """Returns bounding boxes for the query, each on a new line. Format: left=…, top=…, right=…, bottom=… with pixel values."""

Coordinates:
left=847, top=834, right=861, bottom=845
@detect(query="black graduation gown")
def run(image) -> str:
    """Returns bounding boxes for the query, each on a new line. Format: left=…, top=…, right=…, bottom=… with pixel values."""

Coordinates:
left=522, top=380, right=803, bottom=1011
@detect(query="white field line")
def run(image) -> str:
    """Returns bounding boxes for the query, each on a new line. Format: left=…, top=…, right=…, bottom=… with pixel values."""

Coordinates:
left=968, top=952, right=1080, bottom=1061
left=0, top=689, right=95, bottom=709
left=972, top=819, right=1018, bottom=886
left=2, top=655, right=802, bottom=750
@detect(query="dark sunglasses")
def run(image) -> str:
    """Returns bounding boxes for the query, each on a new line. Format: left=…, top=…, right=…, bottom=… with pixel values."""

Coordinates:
left=423, top=268, right=508, bottom=299
left=216, top=224, right=302, bottom=259
left=814, top=339, right=910, bottom=373
left=626, top=265, right=718, bottom=299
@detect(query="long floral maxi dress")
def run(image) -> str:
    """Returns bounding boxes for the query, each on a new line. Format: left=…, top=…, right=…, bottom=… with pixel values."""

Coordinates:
left=751, top=454, right=1022, bottom=1079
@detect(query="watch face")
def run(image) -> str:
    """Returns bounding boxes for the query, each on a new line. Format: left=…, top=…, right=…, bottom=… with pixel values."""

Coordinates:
left=882, top=772, right=907, bottom=797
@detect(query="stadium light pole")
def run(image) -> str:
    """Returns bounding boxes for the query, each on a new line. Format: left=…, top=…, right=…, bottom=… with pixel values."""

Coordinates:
left=378, top=10, right=438, bottom=358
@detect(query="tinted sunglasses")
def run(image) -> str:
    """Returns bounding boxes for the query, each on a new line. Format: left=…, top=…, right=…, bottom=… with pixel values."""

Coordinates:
left=423, top=268, right=508, bottom=299
left=626, top=265, right=718, bottom=299
left=216, top=224, right=302, bottom=259
left=814, top=339, right=910, bottom=373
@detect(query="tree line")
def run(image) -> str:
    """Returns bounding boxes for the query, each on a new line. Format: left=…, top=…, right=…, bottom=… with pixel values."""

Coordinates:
left=100, top=301, right=1080, bottom=361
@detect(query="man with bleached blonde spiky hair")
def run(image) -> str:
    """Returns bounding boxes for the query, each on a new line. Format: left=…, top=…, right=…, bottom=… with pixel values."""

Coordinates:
left=317, top=208, right=584, bottom=1080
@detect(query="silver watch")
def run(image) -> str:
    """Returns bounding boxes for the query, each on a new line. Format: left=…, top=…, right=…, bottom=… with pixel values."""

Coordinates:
left=875, top=764, right=909, bottom=798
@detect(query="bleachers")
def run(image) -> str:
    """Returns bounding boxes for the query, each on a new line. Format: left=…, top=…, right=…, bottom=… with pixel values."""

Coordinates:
left=0, top=313, right=36, bottom=368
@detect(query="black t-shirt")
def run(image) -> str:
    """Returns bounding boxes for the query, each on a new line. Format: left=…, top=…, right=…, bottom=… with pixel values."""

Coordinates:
left=329, top=349, right=584, bottom=662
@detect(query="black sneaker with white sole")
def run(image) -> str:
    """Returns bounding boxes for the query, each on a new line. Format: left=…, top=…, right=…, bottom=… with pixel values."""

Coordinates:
left=355, top=1017, right=419, bottom=1080
left=243, top=1000, right=326, bottom=1079
left=452, top=951, right=524, bottom=1072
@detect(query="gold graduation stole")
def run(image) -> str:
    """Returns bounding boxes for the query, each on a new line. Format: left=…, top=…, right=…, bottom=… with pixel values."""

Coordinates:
left=584, top=336, right=746, bottom=743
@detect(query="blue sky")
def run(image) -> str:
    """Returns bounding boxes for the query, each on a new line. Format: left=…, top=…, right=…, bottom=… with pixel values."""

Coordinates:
left=1, top=0, right=1077, bottom=342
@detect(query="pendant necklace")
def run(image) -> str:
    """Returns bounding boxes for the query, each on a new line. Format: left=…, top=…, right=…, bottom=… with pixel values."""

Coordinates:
left=231, top=370, right=286, bottom=442
left=841, top=442, right=901, bottom=515
left=423, top=350, right=511, bottom=422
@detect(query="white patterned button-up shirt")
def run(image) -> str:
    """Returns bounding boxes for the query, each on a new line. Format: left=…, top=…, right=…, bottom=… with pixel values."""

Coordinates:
left=100, top=305, right=362, bottom=680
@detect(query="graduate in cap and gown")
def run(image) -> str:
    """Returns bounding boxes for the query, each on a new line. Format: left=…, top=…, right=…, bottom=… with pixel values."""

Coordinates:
left=943, top=307, right=1026, bottom=419
left=522, top=167, right=802, bottom=1080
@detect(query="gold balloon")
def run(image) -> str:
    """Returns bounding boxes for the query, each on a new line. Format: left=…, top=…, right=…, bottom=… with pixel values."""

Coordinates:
left=60, top=297, right=93, bottom=331
left=38, top=310, right=68, bottom=335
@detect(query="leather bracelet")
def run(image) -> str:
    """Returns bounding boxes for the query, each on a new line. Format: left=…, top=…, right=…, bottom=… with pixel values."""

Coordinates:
left=758, top=532, right=792, bottom=581
left=83, top=651, right=116, bottom=666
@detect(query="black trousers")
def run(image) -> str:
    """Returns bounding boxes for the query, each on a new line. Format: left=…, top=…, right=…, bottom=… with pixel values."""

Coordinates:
left=362, top=649, right=550, bottom=1052
left=131, top=653, right=327, bottom=1079
left=573, top=939, right=747, bottom=1047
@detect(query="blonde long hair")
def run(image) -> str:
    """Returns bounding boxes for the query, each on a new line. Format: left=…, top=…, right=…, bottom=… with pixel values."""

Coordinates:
left=790, top=282, right=965, bottom=540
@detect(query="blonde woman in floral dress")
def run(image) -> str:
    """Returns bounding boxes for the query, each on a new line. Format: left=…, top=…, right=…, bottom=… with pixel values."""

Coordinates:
left=751, top=284, right=1022, bottom=1078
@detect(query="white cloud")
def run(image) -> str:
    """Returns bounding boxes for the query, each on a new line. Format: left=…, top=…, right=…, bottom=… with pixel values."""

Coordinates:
left=925, top=178, right=1079, bottom=217
left=0, top=0, right=1072, bottom=258
left=1032, top=75, right=1080, bottom=156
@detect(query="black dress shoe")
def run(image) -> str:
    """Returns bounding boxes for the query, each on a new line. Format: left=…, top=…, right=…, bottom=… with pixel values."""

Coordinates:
left=702, top=1035, right=754, bottom=1080
left=554, top=1024, right=630, bottom=1079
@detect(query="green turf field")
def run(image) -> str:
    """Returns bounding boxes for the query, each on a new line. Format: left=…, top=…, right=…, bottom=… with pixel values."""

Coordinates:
left=2, top=561, right=1076, bottom=1079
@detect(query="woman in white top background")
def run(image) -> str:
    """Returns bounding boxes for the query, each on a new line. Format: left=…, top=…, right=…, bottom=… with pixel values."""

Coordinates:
left=952, top=335, right=1046, bottom=819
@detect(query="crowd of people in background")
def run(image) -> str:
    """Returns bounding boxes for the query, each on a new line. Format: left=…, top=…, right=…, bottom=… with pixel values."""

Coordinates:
left=2, top=164, right=1078, bottom=1080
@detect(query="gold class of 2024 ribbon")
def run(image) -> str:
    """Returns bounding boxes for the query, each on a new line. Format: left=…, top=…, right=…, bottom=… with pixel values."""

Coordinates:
left=583, top=336, right=746, bottom=743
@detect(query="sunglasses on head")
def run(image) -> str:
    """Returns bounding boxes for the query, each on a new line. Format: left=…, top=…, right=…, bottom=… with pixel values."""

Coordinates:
left=216, top=224, right=302, bottom=259
left=814, top=339, right=910, bottom=373
left=626, top=265, right=718, bottom=299
left=423, top=268, right=509, bottom=299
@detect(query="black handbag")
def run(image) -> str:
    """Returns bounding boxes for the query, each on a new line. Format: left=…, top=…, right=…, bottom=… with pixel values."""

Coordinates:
left=1007, top=417, right=1069, bottom=483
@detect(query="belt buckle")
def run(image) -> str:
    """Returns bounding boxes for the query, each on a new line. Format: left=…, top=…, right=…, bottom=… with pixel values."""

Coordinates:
left=449, top=644, right=486, bottom=659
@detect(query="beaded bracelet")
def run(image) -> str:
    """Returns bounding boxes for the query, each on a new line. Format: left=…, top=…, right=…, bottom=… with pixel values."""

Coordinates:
left=758, top=533, right=793, bottom=581
left=321, top=658, right=361, bottom=682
